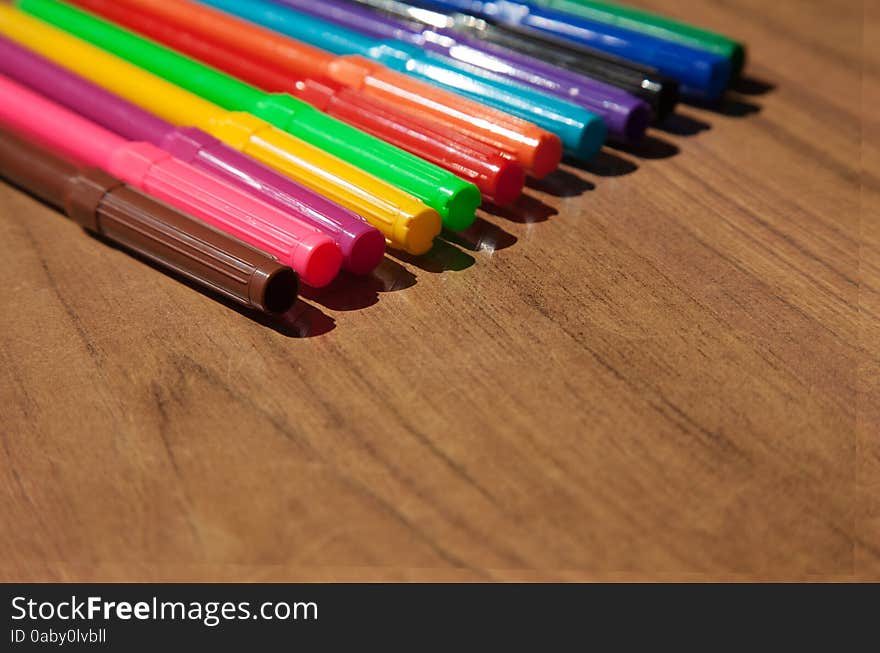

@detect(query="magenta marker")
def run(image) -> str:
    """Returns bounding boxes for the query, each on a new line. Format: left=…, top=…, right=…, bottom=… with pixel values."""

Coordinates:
left=279, top=0, right=651, bottom=142
left=0, top=36, right=385, bottom=274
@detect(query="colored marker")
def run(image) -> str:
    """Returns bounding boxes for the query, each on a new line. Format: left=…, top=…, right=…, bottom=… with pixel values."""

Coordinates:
left=0, top=126, right=300, bottom=314
left=53, top=0, right=525, bottom=205
left=282, top=0, right=650, bottom=143
left=409, top=0, right=731, bottom=101
left=0, top=74, right=343, bottom=288
left=367, top=0, right=679, bottom=121
left=0, top=36, right=385, bottom=275
left=82, top=2, right=560, bottom=177
left=0, top=7, right=442, bottom=255
left=529, top=0, right=746, bottom=77
left=19, top=0, right=481, bottom=231
left=198, top=0, right=606, bottom=160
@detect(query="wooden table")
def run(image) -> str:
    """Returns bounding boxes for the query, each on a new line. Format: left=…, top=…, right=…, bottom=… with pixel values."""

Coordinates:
left=1, top=0, right=877, bottom=582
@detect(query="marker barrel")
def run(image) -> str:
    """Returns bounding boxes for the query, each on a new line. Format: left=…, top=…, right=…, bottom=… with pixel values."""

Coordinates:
left=0, top=35, right=386, bottom=274
left=43, top=0, right=480, bottom=231
left=0, top=7, right=442, bottom=255
left=0, top=75, right=343, bottom=287
left=0, top=127, right=299, bottom=314
left=57, top=1, right=524, bottom=204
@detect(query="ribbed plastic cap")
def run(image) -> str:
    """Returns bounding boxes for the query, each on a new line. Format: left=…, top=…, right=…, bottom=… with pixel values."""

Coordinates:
left=346, top=227, right=387, bottom=275
left=293, top=232, right=344, bottom=287
left=441, top=182, right=481, bottom=232
left=529, top=132, right=563, bottom=179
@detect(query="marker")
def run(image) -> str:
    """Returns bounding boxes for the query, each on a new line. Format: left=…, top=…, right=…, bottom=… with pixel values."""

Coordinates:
left=0, top=74, right=343, bottom=288
left=370, top=0, right=679, bottom=120
left=528, top=0, right=746, bottom=77
left=80, top=2, right=560, bottom=177
left=0, top=36, right=385, bottom=275
left=0, top=7, right=442, bottom=255
left=19, top=0, right=481, bottom=231
left=53, top=0, right=525, bottom=205
left=283, top=0, right=650, bottom=143
left=0, top=127, right=300, bottom=314
left=198, top=0, right=606, bottom=160
left=409, top=0, right=732, bottom=101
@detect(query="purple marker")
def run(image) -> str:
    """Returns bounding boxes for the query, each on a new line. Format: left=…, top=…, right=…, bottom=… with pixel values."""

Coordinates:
left=0, top=35, right=386, bottom=274
left=282, top=0, right=651, bottom=143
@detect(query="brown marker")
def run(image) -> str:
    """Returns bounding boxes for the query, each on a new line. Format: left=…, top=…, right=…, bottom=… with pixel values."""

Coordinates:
left=0, top=126, right=299, bottom=314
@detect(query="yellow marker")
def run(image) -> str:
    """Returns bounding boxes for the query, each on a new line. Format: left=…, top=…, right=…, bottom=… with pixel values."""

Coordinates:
left=0, top=6, right=441, bottom=254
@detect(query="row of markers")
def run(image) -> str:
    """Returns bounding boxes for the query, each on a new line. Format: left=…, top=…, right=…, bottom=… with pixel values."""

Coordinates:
left=0, top=0, right=745, bottom=316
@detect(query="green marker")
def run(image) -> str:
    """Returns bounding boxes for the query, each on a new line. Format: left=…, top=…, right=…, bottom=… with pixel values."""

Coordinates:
left=19, top=0, right=481, bottom=230
left=533, top=0, right=746, bottom=78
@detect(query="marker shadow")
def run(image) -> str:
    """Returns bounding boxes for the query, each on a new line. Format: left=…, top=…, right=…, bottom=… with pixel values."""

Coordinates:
left=482, top=193, right=558, bottom=224
left=389, top=239, right=476, bottom=273
left=686, top=94, right=762, bottom=117
left=655, top=112, right=712, bottom=137
left=442, top=217, right=517, bottom=252
left=269, top=300, right=337, bottom=338
left=608, top=135, right=680, bottom=160
left=526, top=168, right=596, bottom=196
left=300, top=258, right=416, bottom=312
left=563, top=149, right=638, bottom=177
left=731, top=75, right=776, bottom=96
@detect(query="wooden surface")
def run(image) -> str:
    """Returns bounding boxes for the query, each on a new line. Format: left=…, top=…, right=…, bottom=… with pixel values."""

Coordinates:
left=1, top=0, right=877, bottom=582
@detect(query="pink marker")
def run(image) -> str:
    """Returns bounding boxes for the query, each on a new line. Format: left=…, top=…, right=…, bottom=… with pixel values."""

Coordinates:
left=0, top=74, right=342, bottom=287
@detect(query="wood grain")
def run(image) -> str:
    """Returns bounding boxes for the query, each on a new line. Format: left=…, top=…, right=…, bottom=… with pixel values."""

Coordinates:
left=0, top=0, right=877, bottom=581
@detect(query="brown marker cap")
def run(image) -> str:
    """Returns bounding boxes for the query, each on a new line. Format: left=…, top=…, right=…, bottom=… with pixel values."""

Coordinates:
left=0, top=126, right=298, bottom=314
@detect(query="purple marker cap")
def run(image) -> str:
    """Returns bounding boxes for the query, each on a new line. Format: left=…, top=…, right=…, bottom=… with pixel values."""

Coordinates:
left=0, top=35, right=386, bottom=274
left=282, top=0, right=651, bottom=143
